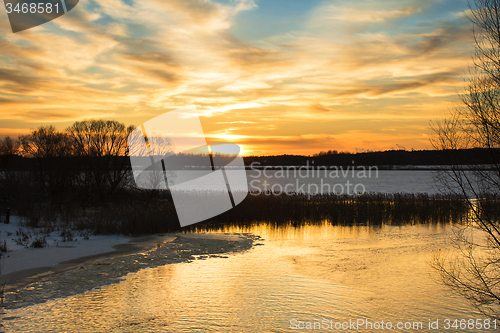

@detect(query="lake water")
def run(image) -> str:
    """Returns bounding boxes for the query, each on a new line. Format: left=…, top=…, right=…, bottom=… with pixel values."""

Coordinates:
left=1, top=223, right=481, bottom=332
left=171, top=170, right=443, bottom=194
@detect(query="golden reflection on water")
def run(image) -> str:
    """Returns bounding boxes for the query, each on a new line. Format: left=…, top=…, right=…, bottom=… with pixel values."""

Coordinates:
left=2, top=223, right=478, bottom=333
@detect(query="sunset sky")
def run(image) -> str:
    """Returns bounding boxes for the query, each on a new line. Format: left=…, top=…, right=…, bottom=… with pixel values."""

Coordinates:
left=0, top=0, right=474, bottom=156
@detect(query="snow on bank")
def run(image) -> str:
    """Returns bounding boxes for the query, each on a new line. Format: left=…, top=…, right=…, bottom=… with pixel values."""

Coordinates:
left=1, top=230, right=260, bottom=310
left=0, top=217, right=129, bottom=276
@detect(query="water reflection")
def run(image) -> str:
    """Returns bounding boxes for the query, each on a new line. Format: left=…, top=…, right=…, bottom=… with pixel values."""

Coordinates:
left=2, top=223, right=479, bottom=332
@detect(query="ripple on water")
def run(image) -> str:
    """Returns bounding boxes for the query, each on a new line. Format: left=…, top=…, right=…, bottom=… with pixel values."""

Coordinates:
left=0, top=233, right=259, bottom=310
left=0, top=224, right=482, bottom=333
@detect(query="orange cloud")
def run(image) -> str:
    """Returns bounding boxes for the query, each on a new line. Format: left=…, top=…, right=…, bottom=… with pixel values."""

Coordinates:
left=0, top=0, right=473, bottom=155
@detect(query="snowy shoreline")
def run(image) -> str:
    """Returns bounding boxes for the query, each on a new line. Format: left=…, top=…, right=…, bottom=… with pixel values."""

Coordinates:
left=0, top=217, right=180, bottom=291
left=0, top=218, right=260, bottom=309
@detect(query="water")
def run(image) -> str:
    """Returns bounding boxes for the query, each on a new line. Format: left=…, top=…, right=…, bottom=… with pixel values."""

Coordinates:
left=247, top=169, right=440, bottom=194
left=172, top=170, right=441, bottom=194
left=1, top=223, right=481, bottom=332
left=0, top=169, right=449, bottom=194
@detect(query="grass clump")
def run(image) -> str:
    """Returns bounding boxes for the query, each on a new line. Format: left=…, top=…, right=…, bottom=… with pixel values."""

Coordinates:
left=190, top=192, right=469, bottom=229
left=30, top=236, right=47, bottom=248
left=0, top=240, right=7, bottom=253
left=3, top=187, right=471, bottom=236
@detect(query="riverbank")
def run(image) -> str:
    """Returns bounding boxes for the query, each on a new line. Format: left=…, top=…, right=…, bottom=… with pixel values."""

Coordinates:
left=0, top=219, right=260, bottom=309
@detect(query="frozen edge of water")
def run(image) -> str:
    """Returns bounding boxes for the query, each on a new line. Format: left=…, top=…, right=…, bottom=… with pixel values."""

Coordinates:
left=0, top=232, right=261, bottom=310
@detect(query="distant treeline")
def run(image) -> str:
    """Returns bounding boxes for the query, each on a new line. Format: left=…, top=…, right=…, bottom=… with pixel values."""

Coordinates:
left=1, top=120, right=498, bottom=169
left=245, top=148, right=500, bottom=167
left=2, top=148, right=500, bottom=171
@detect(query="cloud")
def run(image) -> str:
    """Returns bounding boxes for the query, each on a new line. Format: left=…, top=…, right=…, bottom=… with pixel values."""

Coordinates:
left=324, top=5, right=420, bottom=23
left=0, top=68, right=48, bottom=92
left=0, top=0, right=474, bottom=154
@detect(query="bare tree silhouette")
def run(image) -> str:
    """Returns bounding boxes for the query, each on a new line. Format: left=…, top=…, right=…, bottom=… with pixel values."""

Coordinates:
left=19, top=126, right=74, bottom=199
left=67, top=120, right=134, bottom=202
left=0, top=137, right=20, bottom=156
left=432, top=0, right=500, bottom=318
